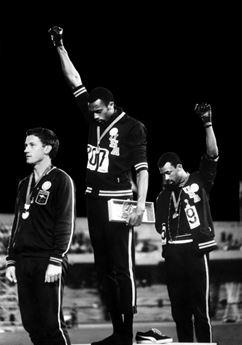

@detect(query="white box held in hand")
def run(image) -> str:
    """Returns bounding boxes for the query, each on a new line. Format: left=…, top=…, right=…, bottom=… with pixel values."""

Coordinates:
left=108, top=199, right=155, bottom=223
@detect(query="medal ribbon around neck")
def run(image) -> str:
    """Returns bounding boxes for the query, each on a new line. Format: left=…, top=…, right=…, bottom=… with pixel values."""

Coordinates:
left=167, top=189, right=183, bottom=241
left=171, top=190, right=182, bottom=218
left=96, top=112, right=125, bottom=151
left=22, top=173, right=34, bottom=219
left=22, top=165, right=53, bottom=219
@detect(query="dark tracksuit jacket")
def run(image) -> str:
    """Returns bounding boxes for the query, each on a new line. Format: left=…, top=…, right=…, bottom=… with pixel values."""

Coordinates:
left=155, top=154, right=218, bottom=342
left=6, top=167, right=75, bottom=345
left=72, top=84, right=148, bottom=314
left=6, top=167, right=75, bottom=266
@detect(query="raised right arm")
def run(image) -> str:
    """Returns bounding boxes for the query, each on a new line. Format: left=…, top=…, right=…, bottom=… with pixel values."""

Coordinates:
left=49, top=26, right=89, bottom=119
left=57, top=46, right=83, bottom=89
left=48, top=26, right=82, bottom=89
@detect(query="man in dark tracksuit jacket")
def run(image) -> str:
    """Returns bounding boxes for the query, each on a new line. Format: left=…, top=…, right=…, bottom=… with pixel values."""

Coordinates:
left=6, top=127, right=75, bottom=345
left=155, top=104, right=219, bottom=343
left=48, top=27, right=149, bottom=345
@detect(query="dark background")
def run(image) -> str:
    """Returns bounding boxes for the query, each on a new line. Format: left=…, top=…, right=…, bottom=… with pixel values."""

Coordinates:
left=0, top=4, right=241, bottom=220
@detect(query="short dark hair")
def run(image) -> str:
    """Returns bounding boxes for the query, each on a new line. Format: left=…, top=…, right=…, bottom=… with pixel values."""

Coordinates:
left=88, top=87, right=114, bottom=106
left=157, top=152, right=182, bottom=169
left=26, top=127, right=59, bottom=159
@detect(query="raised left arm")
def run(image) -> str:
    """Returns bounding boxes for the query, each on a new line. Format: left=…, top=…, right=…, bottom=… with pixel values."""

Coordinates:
left=195, top=103, right=219, bottom=158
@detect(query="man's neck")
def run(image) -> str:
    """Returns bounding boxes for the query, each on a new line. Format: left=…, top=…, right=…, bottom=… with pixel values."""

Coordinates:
left=179, top=171, right=190, bottom=187
left=33, top=158, right=52, bottom=181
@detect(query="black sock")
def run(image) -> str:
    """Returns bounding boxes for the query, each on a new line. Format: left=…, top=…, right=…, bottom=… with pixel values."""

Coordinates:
left=110, top=311, right=124, bottom=334
left=123, top=312, right=133, bottom=339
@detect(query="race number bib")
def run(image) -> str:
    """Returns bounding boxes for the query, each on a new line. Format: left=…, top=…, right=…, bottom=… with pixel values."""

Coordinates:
left=87, top=144, right=109, bottom=173
left=184, top=199, right=200, bottom=229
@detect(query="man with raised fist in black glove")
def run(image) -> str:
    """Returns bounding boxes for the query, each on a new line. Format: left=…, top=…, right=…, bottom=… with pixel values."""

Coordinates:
left=153, top=103, right=219, bottom=343
left=48, top=26, right=150, bottom=345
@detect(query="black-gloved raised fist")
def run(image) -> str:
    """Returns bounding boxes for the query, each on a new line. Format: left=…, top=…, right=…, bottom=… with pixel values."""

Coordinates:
left=48, top=26, right=63, bottom=47
left=194, top=103, right=212, bottom=127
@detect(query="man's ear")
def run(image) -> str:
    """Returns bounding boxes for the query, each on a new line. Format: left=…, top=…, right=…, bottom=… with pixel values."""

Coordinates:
left=177, top=163, right=183, bottom=169
left=44, top=145, right=52, bottom=155
left=108, top=101, right=114, bottom=110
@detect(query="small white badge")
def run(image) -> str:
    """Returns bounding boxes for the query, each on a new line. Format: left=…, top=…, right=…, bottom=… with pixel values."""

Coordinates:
left=42, top=181, right=52, bottom=191
left=190, top=183, right=199, bottom=193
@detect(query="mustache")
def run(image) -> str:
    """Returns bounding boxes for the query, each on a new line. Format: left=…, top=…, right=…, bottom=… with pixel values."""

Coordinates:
left=94, top=118, right=105, bottom=124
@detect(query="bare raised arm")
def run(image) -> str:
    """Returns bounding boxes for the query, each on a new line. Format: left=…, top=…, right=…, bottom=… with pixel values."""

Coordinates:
left=49, top=26, right=82, bottom=89
left=195, top=103, right=219, bottom=158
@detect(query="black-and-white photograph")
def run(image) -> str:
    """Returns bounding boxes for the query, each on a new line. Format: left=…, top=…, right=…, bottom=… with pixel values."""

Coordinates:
left=0, top=4, right=241, bottom=345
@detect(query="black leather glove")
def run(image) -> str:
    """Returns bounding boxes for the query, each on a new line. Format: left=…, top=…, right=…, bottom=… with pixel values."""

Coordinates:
left=194, top=103, right=212, bottom=127
left=48, top=26, right=63, bottom=47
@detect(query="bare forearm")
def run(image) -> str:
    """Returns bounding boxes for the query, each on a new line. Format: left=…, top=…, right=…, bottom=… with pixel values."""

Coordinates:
left=205, top=126, right=218, bottom=157
left=127, top=169, right=149, bottom=227
left=56, top=46, right=82, bottom=88
left=136, top=170, right=149, bottom=210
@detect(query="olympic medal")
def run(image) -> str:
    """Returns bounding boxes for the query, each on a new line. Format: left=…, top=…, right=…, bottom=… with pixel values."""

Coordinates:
left=22, top=211, right=29, bottom=219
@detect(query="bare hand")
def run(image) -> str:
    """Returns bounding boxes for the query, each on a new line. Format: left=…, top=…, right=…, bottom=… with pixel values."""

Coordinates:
left=127, top=206, right=145, bottom=227
left=6, top=266, right=17, bottom=284
left=45, top=264, right=62, bottom=283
